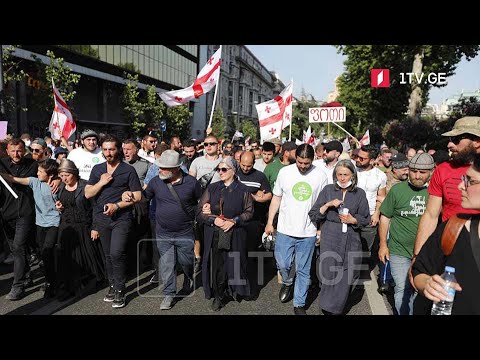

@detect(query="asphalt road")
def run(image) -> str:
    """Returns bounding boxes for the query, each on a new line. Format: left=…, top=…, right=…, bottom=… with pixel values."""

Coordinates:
left=0, top=256, right=394, bottom=316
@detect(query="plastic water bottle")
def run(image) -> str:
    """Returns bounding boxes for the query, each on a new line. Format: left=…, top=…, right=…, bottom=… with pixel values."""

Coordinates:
left=339, top=206, right=349, bottom=233
left=431, top=266, right=457, bottom=315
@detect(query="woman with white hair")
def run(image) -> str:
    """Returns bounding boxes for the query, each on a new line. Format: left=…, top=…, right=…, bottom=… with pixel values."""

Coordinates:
left=197, top=157, right=254, bottom=311
left=309, top=159, right=370, bottom=315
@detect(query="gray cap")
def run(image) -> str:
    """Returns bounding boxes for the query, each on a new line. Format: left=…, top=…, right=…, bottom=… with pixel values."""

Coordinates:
left=80, top=129, right=99, bottom=140
left=409, top=153, right=435, bottom=170
left=270, top=138, right=283, bottom=146
left=31, top=138, right=47, bottom=148
left=391, top=153, right=409, bottom=169
left=155, top=150, right=182, bottom=168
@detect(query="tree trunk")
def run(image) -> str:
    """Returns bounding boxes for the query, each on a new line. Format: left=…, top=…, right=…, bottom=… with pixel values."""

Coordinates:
left=407, top=49, right=424, bottom=119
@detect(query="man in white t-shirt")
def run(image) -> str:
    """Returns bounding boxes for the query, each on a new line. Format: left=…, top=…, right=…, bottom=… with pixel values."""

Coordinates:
left=265, top=144, right=328, bottom=315
left=355, top=146, right=387, bottom=272
left=67, top=129, right=105, bottom=181
left=312, top=140, right=343, bottom=184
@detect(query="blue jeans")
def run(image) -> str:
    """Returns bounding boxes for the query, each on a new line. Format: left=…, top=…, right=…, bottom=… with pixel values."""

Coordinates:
left=390, top=254, right=416, bottom=315
left=156, top=231, right=194, bottom=296
left=274, top=232, right=316, bottom=307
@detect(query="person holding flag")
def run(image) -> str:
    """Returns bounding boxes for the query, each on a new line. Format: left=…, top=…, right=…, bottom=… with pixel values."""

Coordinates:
left=48, top=80, right=76, bottom=141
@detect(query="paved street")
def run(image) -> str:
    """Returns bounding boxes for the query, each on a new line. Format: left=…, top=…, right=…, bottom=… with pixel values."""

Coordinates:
left=0, top=256, right=394, bottom=316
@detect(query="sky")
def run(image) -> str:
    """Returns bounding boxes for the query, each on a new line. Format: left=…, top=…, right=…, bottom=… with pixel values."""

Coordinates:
left=246, top=45, right=480, bottom=105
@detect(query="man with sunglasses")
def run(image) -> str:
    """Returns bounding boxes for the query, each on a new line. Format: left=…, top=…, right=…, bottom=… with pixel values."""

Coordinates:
left=313, top=140, right=343, bottom=184
left=138, top=133, right=158, bottom=164
left=29, top=138, right=49, bottom=163
left=189, top=135, right=222, bottom=275
left=411, top=116, right=480, bottom=294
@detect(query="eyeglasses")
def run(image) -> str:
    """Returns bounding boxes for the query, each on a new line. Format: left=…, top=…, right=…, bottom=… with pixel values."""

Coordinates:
left=31, top=148, right=43, bottom=153
left=461, top=175, right=480, bottom=189
left=356, top=155, right=369, bottom=161
left=205, top=142, right=218, bottom=146
left=216, top=167, right=231, bottom=173
left=147, top=140, right=157, bottom=143
left=449, top=134, right=477, bottom=145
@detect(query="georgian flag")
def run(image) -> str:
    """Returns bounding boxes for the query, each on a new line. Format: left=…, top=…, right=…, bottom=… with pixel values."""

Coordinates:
left=48, top=80, right=76, bottom=140
left=159, top=47, right=222, bottom=107
left=359, top=129, right=370, bottom=146
left=257, top=82, right=293, bottom=141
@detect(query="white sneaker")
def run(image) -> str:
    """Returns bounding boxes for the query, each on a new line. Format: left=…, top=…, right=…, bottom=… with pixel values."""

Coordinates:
left=160, top=295, right=175, bottom=310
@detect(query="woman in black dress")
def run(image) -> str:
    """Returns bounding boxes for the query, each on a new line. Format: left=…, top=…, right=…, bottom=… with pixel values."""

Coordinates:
left=55, top=159, right=105, bottom=300
left=197, top=157, right=254, bottom=311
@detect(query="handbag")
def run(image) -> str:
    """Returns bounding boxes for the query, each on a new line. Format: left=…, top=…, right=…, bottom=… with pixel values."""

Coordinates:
left=198, top=169, right=216, bottom=190
left=217, top=228, right=233, bottom=250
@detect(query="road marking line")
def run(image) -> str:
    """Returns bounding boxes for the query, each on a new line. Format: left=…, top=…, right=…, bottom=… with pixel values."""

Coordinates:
left=364, top=270, right=389, bottom=315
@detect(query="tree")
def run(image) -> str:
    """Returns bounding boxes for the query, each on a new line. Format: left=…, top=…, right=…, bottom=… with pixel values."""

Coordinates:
left=1, top=45, right=28, bottom=120
left=122, top=73, right=145, bottom=136
left=211, top=109, right=227, bottom=140
left=451, top=96, right=480, bottom=118
left=335, top=45, right=480, bottom=134
left=241, top=119, right=258, bottom=141
left=164, top=105, right=191, bottom=141
left=144, top=84, right=165, bottom=132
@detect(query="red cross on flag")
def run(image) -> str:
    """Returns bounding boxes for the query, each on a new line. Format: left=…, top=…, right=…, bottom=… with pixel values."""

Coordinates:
left=257, top=82, right=293, bottom=141
left=359, top=129, right=370, bottom=146
left=48, top=80, right=76, bottom=140
left=159, top=47, right=222, bottom=107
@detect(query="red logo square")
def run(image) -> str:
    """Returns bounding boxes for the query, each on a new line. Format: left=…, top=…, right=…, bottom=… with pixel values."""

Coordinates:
left=371, top=69, right=390, bottom=88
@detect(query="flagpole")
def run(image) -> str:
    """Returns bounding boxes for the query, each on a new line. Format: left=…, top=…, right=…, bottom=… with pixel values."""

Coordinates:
left=0, top=174, right=18, bottom=199
left=289, top=79, right=293, bottom=141
left=330, top=121, right=360, bottom=146
left=207, top=45, right=222, bottom=130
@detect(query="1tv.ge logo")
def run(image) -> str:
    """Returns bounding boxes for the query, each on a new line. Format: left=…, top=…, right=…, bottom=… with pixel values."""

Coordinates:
left=371, top=69, right=447, bottom=88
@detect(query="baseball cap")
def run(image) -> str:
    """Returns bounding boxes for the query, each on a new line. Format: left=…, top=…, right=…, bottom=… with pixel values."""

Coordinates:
left=391, top=153, right=409, bottom=169
left=409, top=153, right=435, bottom=170
left=31, top=138, right=47, bottom=148
left=270, top=138, right=283, bottom=146
left=324, top=140, right=343, bottom=153
left=442, top=116, right=480, bottom=137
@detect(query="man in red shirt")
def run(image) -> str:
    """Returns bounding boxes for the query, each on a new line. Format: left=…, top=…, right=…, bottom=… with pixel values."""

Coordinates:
left=413, top=116, right=480, bottom=266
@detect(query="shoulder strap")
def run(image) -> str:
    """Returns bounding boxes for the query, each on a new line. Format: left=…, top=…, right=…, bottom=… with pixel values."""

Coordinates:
left=441, top=215, right=468, bottom=256
left=166, top=182, right=190, bottom=217
left=469, top=218, right=480, bottom=273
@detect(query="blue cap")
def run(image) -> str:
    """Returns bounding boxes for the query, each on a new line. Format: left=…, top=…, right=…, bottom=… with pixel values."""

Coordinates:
left=445, top=266, right=455, bottom=273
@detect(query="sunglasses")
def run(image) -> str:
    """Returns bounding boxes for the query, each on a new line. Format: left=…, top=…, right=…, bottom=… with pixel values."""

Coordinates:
left=205, top=142, right=218, bottom=146
left=356, top=155, right=369, bottom=161
left=147, top=140, right=157, bottom=143
left=216, top=167, right=231, bottom=173
left=449, top=134, right=478, bottom=145
left=31, top=148, right=43, bottom=153
left=461, top=175, right=480, bottom=189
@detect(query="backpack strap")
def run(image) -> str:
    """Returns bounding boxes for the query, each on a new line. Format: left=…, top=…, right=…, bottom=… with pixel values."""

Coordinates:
left=441, top=215, right=468, bottom=256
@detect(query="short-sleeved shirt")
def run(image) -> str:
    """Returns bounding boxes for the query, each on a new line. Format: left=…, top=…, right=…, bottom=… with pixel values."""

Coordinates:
left=237, top=168, right=272, bottom=222
left=428, top=161, right=480, bottom=221
left=357, top=167, right=387, bottom=215
left=273, top=164, right=328, bottom=237
left=88, top=161, right=142, bottom=222
left=124, top=158, right=150, bottom=187
left=68, top=147, right=105, bottom=181
left=189, top=156, right=222, bottom=184
left=144, top=174, right=202, bottom=236
left=264, top=159, right=286, bottom=190
left=28, top=177, right=60, bottom=227
left=380, top=181, right=428, bottom=258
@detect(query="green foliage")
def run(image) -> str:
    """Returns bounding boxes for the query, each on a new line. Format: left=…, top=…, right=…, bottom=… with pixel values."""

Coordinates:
left=117, top=62, right=139, bottom=73
left=61, top=45, right=99, bottom=59
left=451, top=96, right=480, bottom=118
left=335, top=45, right=480, bottom=134
left=164, top=105, right=191, bottom=141
left=122, top=73, right=145, bottom=136
left=29, top=50, right=81, bottom=128
left=241, top=120, right=258, bottom=141
left=211, top=109, right=227, bottom=140
left=144, top=85, right=165, bottom=131
left=383, top=117, right=435, bottom=150
left=2, top=45, right=28, bottom=119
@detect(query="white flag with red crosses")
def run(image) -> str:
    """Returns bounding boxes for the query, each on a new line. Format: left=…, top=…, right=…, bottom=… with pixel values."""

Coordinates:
left=257, top=82, right=293, bottom=142
left=359, top=129, right=370, bottom=146
left=48, top=80, right=76, bottom=140
left=159, top=47, right=222, bottom=107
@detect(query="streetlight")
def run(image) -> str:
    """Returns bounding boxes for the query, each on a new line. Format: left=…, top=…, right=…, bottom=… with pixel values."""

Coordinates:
left=231, top=111, right=239, bottom=131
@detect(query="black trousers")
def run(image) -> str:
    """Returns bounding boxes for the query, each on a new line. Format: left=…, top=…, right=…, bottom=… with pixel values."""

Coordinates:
left=36, top=225, right=59, bottom=286
left=2, top=216, right=34, bottom=290
left=211, top=230, right=228, bottom=301
left=97, top=218, right=132, bottom=291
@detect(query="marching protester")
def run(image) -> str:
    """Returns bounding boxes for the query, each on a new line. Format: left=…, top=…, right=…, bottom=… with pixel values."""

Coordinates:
left=85, top=135, right=142, bottom=309
left=265, top=144, right=328, bottom=315
left=67, top=129, right=105, bottom=181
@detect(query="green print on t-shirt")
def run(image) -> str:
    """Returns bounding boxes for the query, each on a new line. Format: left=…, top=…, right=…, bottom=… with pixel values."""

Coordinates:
left=292, top=182, right=312, bottom=201
left=93, top=157, right=100, bottom=164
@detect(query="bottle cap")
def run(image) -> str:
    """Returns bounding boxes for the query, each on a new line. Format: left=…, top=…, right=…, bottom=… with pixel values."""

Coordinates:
left=445, top=266, right=455, bottom=273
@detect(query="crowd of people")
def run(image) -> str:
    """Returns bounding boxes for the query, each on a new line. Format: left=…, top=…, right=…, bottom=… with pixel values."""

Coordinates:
left=1, top=116, right=480, bottom=314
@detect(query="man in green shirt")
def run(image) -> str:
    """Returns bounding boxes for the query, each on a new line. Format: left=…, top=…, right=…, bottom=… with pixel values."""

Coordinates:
left=378, top=153, right=434, bottom=315
left=264, top=141, right=297, bottom=190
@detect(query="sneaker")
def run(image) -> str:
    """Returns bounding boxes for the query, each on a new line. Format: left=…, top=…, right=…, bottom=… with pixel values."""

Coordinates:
left=112, top=290, right=126, bottom=308
left=160, top=295, right=175, bottom=310
left=6, top=287, right=25, bottom=301
left=210, top=297, right=223, bottom=312
left=103, top=285, right=115, bottom=302
left=294, top=306, right=307, bottom=315
left=194, top=258, right=202, bottom=276
left=28, top=253, right=39, bottom=266
left=149, top=272, right=159, bottom=284
left=3, top=253, right=14, bottom=265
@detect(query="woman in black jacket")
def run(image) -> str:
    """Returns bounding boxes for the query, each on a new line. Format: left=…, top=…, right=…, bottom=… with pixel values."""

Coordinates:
left=55, top=159, right=105, bottom=301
